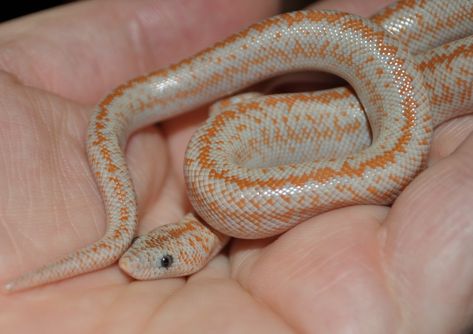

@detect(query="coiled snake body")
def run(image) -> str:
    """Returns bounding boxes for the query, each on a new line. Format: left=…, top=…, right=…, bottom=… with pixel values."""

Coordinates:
left=5, top=0, right=473, bottom=292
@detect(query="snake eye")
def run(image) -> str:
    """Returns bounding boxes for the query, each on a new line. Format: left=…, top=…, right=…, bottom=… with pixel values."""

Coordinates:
left=159, top=254, right=173, bottom=269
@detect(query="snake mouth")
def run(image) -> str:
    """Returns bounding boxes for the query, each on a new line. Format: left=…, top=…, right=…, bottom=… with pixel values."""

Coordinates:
left=118, top=254, right=150, bottom=280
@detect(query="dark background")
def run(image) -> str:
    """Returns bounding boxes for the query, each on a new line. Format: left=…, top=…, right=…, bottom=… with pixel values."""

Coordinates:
left=1, top=0, right=73, bottom=22
left=1, top=0, right=314, bottom=23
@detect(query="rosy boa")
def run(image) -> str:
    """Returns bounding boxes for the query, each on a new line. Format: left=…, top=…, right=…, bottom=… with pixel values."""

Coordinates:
left=4, top=0, right=473, bottom=292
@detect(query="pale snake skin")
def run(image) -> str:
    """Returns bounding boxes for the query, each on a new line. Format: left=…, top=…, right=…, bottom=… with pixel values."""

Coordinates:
left=4, top=0, right=473, bottom=291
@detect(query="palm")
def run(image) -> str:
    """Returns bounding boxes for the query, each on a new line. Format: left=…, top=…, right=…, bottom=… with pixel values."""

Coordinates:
left=1, top=0, right=473, bottom=333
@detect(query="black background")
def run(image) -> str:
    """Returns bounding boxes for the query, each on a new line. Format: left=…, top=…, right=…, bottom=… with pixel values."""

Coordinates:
left=1, top=0, right=73, bottom=22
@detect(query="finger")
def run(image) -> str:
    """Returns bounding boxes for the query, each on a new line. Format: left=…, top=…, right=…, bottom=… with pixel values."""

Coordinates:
left=383, top=131, right=473, bottom=332
left=429, top=115, right=473, bottom=164
left=0, top=0, right=279, bottom=104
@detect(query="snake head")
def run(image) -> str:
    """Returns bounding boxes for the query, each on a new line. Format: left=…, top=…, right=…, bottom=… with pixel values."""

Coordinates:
left=119, top=214, right=228, bottom=280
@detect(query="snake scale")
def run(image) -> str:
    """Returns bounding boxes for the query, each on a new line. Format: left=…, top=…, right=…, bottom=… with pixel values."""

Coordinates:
left=4, top=0, right=473, bottom=292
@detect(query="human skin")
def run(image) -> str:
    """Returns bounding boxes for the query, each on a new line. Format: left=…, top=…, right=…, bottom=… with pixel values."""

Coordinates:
left=1, top=0, right=473, bottom=333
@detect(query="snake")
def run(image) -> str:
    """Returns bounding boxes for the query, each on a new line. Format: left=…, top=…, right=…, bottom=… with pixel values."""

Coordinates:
left=4, top=0, right=473, bottom=292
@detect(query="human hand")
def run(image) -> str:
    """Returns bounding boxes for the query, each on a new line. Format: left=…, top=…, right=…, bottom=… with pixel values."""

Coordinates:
left=1, top=0, right=473, bottom=333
